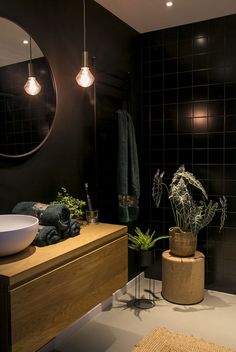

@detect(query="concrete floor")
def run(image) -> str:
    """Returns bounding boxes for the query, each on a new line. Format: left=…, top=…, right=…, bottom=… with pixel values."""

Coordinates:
left=40, top=274, right=236, bottom=352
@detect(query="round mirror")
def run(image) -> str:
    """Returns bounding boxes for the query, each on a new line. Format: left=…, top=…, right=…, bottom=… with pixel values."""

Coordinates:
left=0, top=17, right=56, bottom=158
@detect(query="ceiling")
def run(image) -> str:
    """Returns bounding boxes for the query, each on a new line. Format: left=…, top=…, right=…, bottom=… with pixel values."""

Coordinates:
left=94, top=0, right=236, bottom=33
left=0, top=17, right=42, bottom=67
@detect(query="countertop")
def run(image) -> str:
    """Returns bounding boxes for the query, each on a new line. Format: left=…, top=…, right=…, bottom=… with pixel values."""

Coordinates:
left=0, top=222, right=127, bottom=288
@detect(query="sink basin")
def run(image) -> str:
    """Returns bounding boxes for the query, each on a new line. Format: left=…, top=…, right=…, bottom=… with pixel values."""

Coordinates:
left=0, top=214, right=39, bottom=256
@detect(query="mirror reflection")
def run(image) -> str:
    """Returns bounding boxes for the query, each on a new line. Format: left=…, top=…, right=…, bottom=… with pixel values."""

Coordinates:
left=0, top=17, right=56, bottom=157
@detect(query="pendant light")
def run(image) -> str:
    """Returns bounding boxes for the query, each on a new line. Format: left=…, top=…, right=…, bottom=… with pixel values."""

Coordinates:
left=24, top=37, right=42, bottom=96
left=76, top=0, right=95, bottom=88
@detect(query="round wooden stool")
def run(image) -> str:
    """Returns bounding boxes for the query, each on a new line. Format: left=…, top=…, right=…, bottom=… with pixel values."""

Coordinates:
left=162, top=250, right=205, bottom=305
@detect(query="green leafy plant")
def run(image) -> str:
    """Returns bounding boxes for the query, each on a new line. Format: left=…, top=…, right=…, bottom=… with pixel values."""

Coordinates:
left=152, top=165, right=227, bottom=237
left=128, top=227, right=170, bottom=251
left=52, top=187, right=86, bottom=218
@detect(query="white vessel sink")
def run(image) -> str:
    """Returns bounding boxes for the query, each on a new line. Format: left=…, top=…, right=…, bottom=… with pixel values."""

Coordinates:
left=0, top=214, right=39, bottom=256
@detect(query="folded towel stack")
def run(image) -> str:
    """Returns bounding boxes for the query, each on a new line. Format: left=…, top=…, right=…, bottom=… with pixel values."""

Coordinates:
left=12, top=201, right=80, bottom=247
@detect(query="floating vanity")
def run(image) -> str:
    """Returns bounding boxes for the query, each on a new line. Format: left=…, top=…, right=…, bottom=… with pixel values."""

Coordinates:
left=0, top=223, right=128, bottom=352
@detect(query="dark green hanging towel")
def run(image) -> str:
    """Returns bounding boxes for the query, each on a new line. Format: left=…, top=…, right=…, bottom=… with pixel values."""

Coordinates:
left=117, top=109, right=140, bottom=223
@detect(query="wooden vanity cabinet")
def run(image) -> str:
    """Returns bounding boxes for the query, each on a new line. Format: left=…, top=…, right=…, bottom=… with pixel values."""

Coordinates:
left=0, top=223, right=128, bottom=352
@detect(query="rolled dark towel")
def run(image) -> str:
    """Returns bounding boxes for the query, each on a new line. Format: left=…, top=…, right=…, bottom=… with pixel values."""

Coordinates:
left=62, top=219, right=80, bottom=238
left=12, top=201, right=71, bottom=232
left=12, top=201, right=36, bottom=216
left=32, top=225, right=61, bottom=247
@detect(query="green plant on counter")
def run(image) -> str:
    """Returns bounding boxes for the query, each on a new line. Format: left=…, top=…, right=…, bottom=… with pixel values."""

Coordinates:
left=152, top=165, right=227, bottom=237
left=128, top=227, right=170, bottom=251
left=52, top=187, right=86, bottom=219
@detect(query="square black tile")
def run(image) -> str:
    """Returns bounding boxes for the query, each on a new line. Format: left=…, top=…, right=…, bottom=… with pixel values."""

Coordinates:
left=178, top=39, right=192, bottom=57
left=193, top=133, right=208, bottom=148
left=179, top=148, right=193, bottom=164
left=225, top=149, right=236, bottom=164
left=208, top=51, right=225, bottom=68
left=193, top=148, right=208, bottom=163
left=142, top=62, right=150, bottom=77
left=208, top=101, right=224, bottom=116
left=150, top=30, right=163, bottom=46
left=225, top=132, right=236, bottom=148
left=164, top=134, right=178, bottom=148
left=193, top=53, right=209, bottom=70
left=164, top=104, right=178, bottom=119
left=150, top=46, right=163, bottom=61
left=208, top=132, right=224, bottom=148
left=193, top=116, right=208, bottom=132
left=226, top=100, right=236, bottom=115
left=178, top=116, right=193, bottom=133
left=142, top=47, right=149, bottom=62
left=179, top=134, right=193, bottom=148
left=209, top=84, right=224, bottom=100
left=193, top=85, right=208, bottom=100
left=164, top=59, right=178, bottom=74
left=164, top=89, right=177, bottom=104
left=150, top=120, right=163, bottom=134
left=178, top=103, right=193, bottom=118
left=193, top=36, right=208, bottom=54
left=208, top=116, right=224, bottom=133
left=164, top=73, right=177, bottom=89
left=193, top=102, right=208, bottom=117
left=193, top=69, right=209, bottom=85
left=151, top=75, right=163, bottom=90
left=225, top=116, right=236, bottom=132
left=151, top=90, right=163, bottom=105
left=209, top=67, right=225, bottom=84
left=209, top=33, right=225, bottom=52
left=178, top=72, right=192, bottom=87
left=150, top=61, right=163, bottom=76
left=226, top=83, right=236, bottom=99
left=208, top=148, right=224, bottom=163
left=151, top=134, right=164, bottom=148
left=178, top=55, right=192, bottom=72
left=164, top=42, right=178, bottom=59
left=150, top=105, right=164, bottom=119
left=179, top=87, right=192, bottom=102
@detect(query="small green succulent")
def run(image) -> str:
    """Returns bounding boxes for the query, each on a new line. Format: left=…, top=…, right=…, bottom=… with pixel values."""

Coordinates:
left=52, top=187, right=86, bottom=218
left=128, top=227, right=170, bottom=251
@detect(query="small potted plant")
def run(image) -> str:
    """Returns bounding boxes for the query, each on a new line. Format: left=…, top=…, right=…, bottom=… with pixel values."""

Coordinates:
left=152, top=165, right=227, bottom=257
left=52, top=187, right=86, bottom=222
left=128, top=227, right=170, bottom=267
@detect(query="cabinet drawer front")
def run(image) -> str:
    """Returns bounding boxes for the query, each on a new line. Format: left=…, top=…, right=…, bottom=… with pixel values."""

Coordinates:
left=11, top=235, right=128, bottom=352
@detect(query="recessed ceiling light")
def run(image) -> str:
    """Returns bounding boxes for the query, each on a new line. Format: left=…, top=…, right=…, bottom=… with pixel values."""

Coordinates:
left=23, top=39, right=29, bottom=45
left=166, top=1, right=173, bottom=7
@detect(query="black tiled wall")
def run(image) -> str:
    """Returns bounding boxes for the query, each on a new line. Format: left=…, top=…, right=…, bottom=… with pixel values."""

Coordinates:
left=140, top=14, right=236, bottom=294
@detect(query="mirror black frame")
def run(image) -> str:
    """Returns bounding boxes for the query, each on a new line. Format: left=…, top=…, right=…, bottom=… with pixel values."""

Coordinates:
left=0, top=16, right=57, bottom=158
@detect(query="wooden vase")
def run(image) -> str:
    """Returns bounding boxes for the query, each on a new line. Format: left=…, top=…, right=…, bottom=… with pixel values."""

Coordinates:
left=169, top=226, right=197, bottom=257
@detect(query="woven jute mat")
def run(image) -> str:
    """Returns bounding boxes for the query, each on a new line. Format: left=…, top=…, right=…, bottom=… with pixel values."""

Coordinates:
left=133, top=326, right=236, bottom=352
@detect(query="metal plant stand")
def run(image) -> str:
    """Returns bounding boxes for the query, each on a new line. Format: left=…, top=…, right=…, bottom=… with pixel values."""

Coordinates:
left=133, top=274, right=156, bottom=309
left=133, top=250, right=156, bottom=309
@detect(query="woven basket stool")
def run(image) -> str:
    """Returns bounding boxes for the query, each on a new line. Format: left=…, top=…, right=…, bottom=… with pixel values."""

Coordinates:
left=162, top=250, right=205, bottom=305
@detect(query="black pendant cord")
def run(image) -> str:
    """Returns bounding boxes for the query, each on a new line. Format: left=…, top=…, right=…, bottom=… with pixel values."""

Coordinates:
left=83, top=0, right=86, bottom=52
left=28, top=36, right=33, bottom=76
left=92, top=56, right=98, bottom=204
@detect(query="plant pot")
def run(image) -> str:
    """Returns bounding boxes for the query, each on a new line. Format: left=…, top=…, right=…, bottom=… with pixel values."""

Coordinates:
left=169, top=227, right=197, bottom=257
left=139, top=250, right=155, bottom=268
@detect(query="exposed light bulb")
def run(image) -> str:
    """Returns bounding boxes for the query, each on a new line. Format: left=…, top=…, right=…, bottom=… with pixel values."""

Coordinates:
left=24, top=76, right=42, bottom=95
left=24, top=39, right=42, bottom=96
left=76, top=0, right=95, bottom=89
left=166, top=1, right=173, bottom=6
left=76, top=67, right=95, bottom=88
